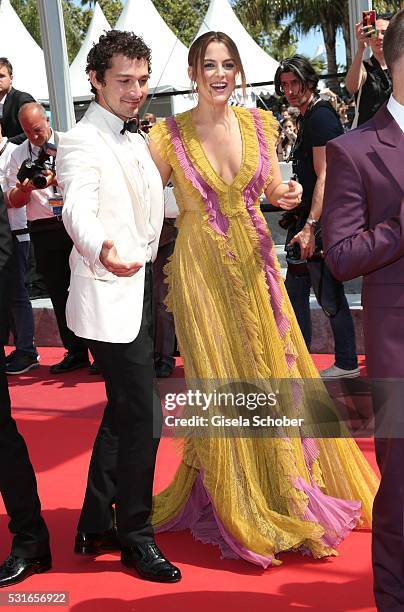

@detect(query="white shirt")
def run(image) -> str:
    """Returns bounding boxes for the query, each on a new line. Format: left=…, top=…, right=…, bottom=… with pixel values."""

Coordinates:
left=95, top=103, right=156, bottom=260
left=0, top=137, right=29, bottom=241
left=7, top=130, right=58, bottom=221
left=0, top=92, right=7, bottom=120
left=387, top=94, right=404, bottom=133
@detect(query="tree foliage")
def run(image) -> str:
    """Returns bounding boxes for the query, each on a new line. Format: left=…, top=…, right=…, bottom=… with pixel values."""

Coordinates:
left=153, top=0, right=209, bottom=47
left=11, top=0, right=403, bottom=79
left=240, top=0, right=344, bottom=89
left=374, top=0, right=401, bottom=13
left=233, top=0, right=297, bottom=60
left=80, top=0, right=123, bottom=27
left=81, top=0, right=209, bottom=46
left=244, top=0, right=402, bottom=82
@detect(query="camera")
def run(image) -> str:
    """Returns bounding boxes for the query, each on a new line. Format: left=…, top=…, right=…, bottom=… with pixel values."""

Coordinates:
left=285, top=241, right=308, bottom=276
left=285, top=227, right=323, bottom=273
left=285, top=242, right=303, bottom=262
left=17, top=142, right=57, bottom=189
left=140, top=119, right=152, bottom=132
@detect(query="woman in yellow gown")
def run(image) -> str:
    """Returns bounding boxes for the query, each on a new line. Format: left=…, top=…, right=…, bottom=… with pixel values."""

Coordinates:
left=149, top=31, right=378, bottom=566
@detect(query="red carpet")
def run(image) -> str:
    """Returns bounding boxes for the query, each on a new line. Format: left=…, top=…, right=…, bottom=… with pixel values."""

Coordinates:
left=1, top=349, right=377, bottom=611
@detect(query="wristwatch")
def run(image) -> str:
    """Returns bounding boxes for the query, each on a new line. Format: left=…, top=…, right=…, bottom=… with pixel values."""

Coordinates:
left=305, top=217, right=319, bottom=228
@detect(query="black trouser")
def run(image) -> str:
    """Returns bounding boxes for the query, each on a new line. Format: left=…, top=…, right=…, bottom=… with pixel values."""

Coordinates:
left=27, top=241, right=47, bottom=298
left=78, top=264, right=162, bottom=546
left=285, top=264, right=358, bottom=370
left=0, top=263, right=49, bottom=558
left=153, top=241, right=176, bottom=368
left=8, top=238, right=36, bottom=356
left=30, top=221, right=87, bottom=357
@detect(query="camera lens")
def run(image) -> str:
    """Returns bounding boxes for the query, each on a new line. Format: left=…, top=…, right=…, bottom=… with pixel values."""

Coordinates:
left=285, top=243, right=302, bottom=261
left=32, top=174, right=48, bottom=189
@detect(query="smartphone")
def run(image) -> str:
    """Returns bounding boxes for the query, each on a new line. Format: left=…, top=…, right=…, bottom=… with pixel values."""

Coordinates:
left=362, top=10, right=377, bottom=37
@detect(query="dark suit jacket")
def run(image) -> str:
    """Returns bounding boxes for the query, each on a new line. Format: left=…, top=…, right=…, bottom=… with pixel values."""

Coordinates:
left=0, top=187, right=12, bottom=344
left=2, top=87, right=35, bottom=145
left=322, top=103, right=404, bottom=378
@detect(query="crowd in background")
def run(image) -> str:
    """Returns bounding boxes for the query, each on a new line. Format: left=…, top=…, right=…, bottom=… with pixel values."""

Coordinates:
left=273, top=96, right=358, bottom=161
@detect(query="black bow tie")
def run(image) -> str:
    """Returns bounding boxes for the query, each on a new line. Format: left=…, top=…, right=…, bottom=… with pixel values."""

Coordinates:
left=120, top=118, right=139, bottom=135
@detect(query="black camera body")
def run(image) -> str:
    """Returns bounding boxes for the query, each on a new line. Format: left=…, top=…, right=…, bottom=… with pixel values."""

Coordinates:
left=285, top=241, right=303, bottom=262
left=284, top=226, right=323, bottom=279
left=17, top=142, right=57, bottom=189
left=280, top=200, right=323, bottom=274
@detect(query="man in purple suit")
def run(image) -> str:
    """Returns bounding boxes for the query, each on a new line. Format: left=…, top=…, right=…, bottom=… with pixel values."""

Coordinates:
left=322, top=10, right=404, bottom=610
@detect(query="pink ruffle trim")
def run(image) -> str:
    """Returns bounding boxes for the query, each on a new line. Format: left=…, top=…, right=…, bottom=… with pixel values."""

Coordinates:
left=156, top=470, right=360, bottom=566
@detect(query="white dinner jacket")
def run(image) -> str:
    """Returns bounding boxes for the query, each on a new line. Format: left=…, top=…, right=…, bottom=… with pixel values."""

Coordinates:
left=56, top=102, right=164, bottom=343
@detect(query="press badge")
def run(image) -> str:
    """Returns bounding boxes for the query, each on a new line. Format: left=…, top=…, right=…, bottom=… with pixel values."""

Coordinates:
left=49, top=194, right=64, bottom=217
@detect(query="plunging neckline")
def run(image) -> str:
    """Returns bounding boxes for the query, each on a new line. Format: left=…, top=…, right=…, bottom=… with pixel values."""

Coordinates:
left=187, top=107, right=246, bottom=189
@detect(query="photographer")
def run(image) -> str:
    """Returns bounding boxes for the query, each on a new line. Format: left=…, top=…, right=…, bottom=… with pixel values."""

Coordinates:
left=0, top=119, right=38, bottom=375
left=345, top=13, right=392, bottom=126
left=0, top=57, right=35, bottom=145
left=140, top=111, right=156, bottom=134
left=0, top=185, right=51, bottom=587
left=275, top=56, right=359, bottom=379
left=7, top=103, right=89, bottom=374
left=277, top=117, right=297, bottom=161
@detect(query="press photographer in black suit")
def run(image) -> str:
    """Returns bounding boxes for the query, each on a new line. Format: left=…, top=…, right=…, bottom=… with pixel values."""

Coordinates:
left=0, top=186, right=51, bottom=587
left=0, top=58, right=34, bottom=145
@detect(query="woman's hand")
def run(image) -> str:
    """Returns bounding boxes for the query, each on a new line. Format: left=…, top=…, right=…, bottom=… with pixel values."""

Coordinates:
left=276, top=179, right=303, bottom=210
left=355, top=21, right=372, bottom=51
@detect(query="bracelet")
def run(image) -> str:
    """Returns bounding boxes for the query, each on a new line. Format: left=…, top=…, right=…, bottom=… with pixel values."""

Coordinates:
left=305, top=217, right=319, bottom=228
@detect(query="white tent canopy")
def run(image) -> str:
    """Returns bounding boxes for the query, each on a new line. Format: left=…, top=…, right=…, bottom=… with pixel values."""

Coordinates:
left=69, top=2, right=111, bottom=99
left=196, top=0, right=279, bottom=96
left=0, top=0, right=49, bottom=100
left=115, top=0, right=190, bottom=93
left=313, top=44, right=327, bottom=62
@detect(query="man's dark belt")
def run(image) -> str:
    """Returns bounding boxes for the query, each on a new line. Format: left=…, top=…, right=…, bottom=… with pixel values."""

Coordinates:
left=29, top=217, right=64, bottom=233
left=11, top=228, right=30, bottom=236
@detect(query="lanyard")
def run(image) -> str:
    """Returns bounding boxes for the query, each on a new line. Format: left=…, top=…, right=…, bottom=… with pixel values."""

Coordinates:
left=0, top=139, right=9, bottom=157
left=27, top=141, right=35, bottom=161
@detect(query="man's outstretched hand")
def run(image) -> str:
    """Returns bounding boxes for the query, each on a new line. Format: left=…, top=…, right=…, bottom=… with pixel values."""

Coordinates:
left=100, top=240, right=143, bottom=277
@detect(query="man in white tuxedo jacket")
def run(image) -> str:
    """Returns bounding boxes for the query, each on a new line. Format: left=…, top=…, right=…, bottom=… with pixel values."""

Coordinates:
left=56, top=30, right=181, bottom=583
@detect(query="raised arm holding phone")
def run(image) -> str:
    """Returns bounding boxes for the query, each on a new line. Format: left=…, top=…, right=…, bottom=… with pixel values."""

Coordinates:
left=345, top=12, right=392, bottom=126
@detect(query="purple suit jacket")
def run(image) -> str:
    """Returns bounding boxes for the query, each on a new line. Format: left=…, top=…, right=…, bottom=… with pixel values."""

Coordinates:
left=324, top=105, right=404, bottom=610
left=322, top=103, right=404, bottom=309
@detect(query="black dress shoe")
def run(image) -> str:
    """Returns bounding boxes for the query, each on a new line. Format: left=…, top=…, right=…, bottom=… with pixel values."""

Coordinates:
left=50, top=352, right=89, bottom=374
left=121, top=542, right=181, bottom=583
left=0, top=554, right=51, bottom=588
left=74, top=529, right=120, bottom=555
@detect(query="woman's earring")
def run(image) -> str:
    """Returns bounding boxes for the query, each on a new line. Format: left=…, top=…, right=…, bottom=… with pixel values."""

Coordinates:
left=191, top=81, right=198, bottom=101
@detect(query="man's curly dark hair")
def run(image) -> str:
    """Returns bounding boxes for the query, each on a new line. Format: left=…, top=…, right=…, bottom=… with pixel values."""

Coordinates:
left=86, top=30, right=152, bottom=96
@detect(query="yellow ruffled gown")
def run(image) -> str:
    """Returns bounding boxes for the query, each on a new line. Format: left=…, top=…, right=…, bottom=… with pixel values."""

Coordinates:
left=149, top=107, right=378, bottom=566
